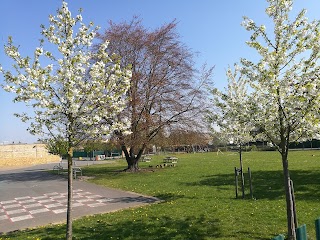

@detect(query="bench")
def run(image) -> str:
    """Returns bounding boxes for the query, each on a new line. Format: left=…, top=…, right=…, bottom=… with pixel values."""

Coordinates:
left=163, top=156, right=178, bottom=164
left=72, top=167, right=82, bottom=179
left=53, top=165, right=82, bottom=179
left=53, top=164, right=63, bottom=175
left=141, top=156, right=151, bottom=162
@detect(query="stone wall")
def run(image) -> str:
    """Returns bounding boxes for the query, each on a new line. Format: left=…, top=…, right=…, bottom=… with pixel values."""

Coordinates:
left=0, top=143, right=60, bottom=168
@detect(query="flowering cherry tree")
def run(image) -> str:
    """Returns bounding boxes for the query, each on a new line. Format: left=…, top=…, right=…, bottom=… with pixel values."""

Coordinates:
left=212, top=0, right=320, bottom=239
left=209, top=65, right=253, bottom=145
left=0, top=2, right=131, bottom=239
left=208, top=65, right=255, bottom=199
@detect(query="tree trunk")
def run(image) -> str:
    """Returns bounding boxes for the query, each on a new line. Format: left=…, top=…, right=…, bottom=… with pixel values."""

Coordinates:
left=277, top=87, right=296, bottom=239
left=282, top=153, right=296, bottom=240
left=127, top=158, right=139, bottom=172
left=239, top=143, right=245, bottom=199
left=121, top=145, right=144, bottom=172
left=66, top=147, right=73, bottom=240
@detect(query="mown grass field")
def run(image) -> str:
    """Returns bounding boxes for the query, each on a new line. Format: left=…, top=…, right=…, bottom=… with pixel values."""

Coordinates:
left=2, top=150, right=320, bottom=239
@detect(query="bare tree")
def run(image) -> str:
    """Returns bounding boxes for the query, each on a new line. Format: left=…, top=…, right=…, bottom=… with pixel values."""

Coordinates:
left=95, top=17, right=213, bottom=171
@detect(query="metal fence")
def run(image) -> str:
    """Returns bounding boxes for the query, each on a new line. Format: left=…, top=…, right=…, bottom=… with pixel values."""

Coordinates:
left=273, top=218, right=320, bottom=240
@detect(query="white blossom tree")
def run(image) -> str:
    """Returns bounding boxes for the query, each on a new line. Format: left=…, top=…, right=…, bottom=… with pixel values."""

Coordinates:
left=208, top=65, right=255, bottom=199
left=0, top=2, right=131, bottom=239
left=211, top=0, right=320, bottom=239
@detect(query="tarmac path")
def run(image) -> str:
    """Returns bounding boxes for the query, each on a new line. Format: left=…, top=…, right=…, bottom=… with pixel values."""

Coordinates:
left=0, top=161, right=158, bottom=234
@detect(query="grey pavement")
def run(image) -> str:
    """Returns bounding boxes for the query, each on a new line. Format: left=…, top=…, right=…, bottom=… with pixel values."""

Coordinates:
left=0, top=160, right=158, bottom=234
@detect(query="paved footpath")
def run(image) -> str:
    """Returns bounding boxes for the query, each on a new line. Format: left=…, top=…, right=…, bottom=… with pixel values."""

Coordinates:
left=0, top=161, right=158, bottom=234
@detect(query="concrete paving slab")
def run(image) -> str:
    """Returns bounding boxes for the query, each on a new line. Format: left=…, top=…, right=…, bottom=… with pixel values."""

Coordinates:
left=0, top=162, right=158, bottom=234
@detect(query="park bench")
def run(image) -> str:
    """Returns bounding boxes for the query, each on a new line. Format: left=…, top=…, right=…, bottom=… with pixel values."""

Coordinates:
left=141, top=156, right=151, bottom=162
left=163, top=156, right=178, bottom=164
left=53, top=165, right=82, bottom=179
left=53, top=164, right=63, bottom=175
left=110, top=152, right=120, bottom=157
left=72, top=167, right=82, bottom=179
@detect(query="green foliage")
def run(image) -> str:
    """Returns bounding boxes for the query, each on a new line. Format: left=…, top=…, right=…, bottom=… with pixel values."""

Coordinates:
left=82, top=140, right=105, bottom=153
left=251, top=144, right=258, bottom=151
left=44, top=137, right=68, bottom=157
left=2, top=151, right=320, bottom=239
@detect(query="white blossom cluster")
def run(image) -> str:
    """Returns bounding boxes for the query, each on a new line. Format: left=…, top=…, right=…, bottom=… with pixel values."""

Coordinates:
left=0, top=1, right=132, bottom=145
left=208, top=64, right=254, bottom=146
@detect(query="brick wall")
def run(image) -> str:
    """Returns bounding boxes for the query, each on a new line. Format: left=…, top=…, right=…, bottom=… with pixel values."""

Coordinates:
left=0, top=143, right=60, bottom=168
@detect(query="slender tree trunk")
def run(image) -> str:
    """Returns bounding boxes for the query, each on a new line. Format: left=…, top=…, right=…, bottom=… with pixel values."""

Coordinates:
left=277, top=87, right=296, bottom=239
left=239, top=143, right=245, bottom=199
left=66, top=147, right=73, bottom=240
left=282, top=153, right=296, bottom=240
left=127, top=158, right=139, bottom=171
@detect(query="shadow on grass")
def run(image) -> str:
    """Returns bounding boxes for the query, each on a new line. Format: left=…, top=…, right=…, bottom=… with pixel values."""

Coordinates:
left=3, top=215, right=221, bottom=240
left=154, top=193, right=185, bottom=201
left=0, top=224, right=66, bottom=240
left=111, top=196, right=158, bottom=204
left=185, top=170, right=320, bottom=201
left=229, top=230, right=270, bottom=240
left=84, top=165, right=124, bottom=174
left=84, top=165, right=165, bottom=182
left=83, top=165, right=126, bottom=181
left=76, top=214, right=221, bottom=240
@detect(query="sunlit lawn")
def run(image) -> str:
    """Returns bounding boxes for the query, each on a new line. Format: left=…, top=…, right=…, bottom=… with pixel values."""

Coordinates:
left=2, top=150, right=320, bottom=239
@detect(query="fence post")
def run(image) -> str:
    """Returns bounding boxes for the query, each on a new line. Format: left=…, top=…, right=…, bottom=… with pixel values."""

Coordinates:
left=296, top=224, right=307, bottom=240
left=272, top=234, right=285, bottom=240
left=248, top=167, right=253, bottom=199
left=234, top=167, right=238, bottom=198
left=315, top=218, right=320, bottom=240
left=290, top=179, right=298, bottom=228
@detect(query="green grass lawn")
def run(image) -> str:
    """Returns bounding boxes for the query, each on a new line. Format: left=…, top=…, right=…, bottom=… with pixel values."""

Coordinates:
left=2, top=150, right=320, bottom=239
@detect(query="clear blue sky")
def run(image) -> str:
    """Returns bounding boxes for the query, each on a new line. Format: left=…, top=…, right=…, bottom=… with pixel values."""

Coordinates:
left=0, top=0, right=319, bottom=143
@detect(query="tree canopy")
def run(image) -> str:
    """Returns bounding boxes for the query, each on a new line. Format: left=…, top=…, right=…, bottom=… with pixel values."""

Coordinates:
left=0, top=2, right=131, bottom=239
left=209, top=0, right=320, bottom=238
left=95, top=17, right=213, bottom=171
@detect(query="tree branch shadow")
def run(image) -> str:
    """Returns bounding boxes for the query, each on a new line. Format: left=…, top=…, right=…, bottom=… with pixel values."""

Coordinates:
left=2, top=214, right=221, bottom=240
left=184, top=170, right=320, bottom=201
